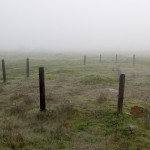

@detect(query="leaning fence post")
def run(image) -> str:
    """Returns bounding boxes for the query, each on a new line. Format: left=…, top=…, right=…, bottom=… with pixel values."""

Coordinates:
left=133, top=54, right=135, bottom=65
left=39, top=67, right=46, bottom=111
left=84, top=56, right=86, bottom=65
left=2, top=59, right=6, bottom=83
left=26, top=58, right=29, bottom=78
left=117, top=74, right=125, bottom=114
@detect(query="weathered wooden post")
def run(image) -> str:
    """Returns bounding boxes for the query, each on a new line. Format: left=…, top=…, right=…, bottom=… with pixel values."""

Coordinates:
left=39, top=67, right=46, bottom=111
left=2, top=59, right=6, bottom=83
left=26, top=58, right=29, bottom=78
left=117, top=74, right=125, bottom=114
left=84, top=56, right=86, bottom=65
left=133, top=54, right=135, bottom=65
left=100, top=54, right=101, bottom=64
left=116, top=54, right=118, bottom=64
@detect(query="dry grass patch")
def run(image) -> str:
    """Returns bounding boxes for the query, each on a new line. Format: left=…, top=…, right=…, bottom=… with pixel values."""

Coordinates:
left=9, top=102, right=28, bottom=117
left=0, top=85, right=5, bottom=93
left=1, top=131, right=25, bottom=149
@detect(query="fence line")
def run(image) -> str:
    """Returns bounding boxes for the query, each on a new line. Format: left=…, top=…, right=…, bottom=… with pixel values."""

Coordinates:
left=0, top=55, right=141, bottom=114
left=0, top=54, right=140, bottom=83
left=3, top=55, right=148, bottom=116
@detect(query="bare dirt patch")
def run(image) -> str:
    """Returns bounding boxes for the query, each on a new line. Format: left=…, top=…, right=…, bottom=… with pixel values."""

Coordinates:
left=130, top=106, right=145, bottom=117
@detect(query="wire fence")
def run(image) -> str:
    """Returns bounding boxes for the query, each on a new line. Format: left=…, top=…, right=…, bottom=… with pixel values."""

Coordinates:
left=1, top=54, right=150, bottom=82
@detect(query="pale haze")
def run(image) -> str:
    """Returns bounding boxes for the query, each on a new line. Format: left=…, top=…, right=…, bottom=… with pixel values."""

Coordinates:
left=0, top=0, right=150, bottom=54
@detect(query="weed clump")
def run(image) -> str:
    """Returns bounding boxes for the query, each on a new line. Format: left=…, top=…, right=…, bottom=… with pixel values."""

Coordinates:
left=97, top=92, right=108, bottom=103
left=50, top=100, right=75, bottom=120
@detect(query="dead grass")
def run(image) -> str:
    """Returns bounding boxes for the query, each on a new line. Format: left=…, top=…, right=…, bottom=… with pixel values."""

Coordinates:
left=1, top=131, right=25, bottom=149
left=9, top=102, right=28, bottom=117
left=0, top=85, right=4, bottom=93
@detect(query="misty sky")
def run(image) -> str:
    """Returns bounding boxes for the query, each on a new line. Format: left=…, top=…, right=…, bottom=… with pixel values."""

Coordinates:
left=0, top=0, right=150, bottom=54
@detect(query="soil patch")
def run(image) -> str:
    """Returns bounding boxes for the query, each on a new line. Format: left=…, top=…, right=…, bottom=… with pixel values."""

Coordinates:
left=130, top=106, right=145, bottom=117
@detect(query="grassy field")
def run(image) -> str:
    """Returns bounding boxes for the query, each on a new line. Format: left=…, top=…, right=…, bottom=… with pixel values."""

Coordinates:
left=0, top=53, right=150, bottom=150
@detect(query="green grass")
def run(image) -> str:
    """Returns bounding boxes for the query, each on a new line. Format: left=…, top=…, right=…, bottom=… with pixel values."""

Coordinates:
left=81, top=74, right=116, bottom=85
left=0, top=53, right=150, bottom=149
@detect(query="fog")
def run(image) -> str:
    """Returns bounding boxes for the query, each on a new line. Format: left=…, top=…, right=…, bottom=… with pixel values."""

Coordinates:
left=0, top=0, right=150, bottom=55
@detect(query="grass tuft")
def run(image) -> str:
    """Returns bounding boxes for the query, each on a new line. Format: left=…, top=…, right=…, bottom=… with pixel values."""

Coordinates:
left=81, top=74, right=116, bottom=85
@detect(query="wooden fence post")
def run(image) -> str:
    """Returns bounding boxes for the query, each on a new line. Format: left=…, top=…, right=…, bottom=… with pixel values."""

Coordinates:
left=84, top=56, right=86, bottom=65
left=2, top=59, right=6, bottom=83
left=26, top=58, right=29, bottom=78
left=133, top=54, right=135, bottom=65
left=100, top=54, right=101, bottom=64
left=116, top=54, right=118, bottom=64
left=39, top=67, right=46, bottom=111
left=117, top=74, right=125, bottom=114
